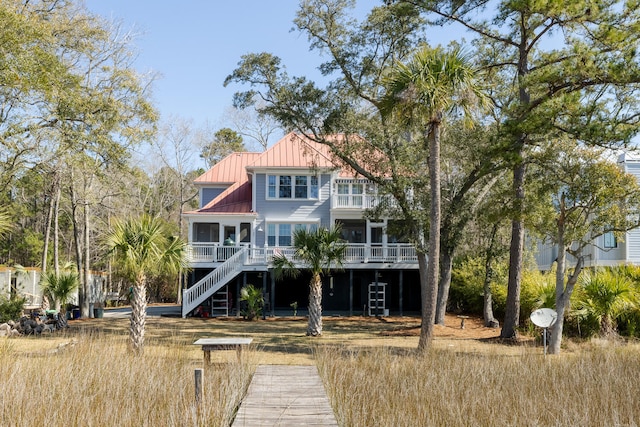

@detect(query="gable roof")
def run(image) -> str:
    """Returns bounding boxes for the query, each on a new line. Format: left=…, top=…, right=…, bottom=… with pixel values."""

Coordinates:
left=194, top=152, right=261, bottom=185
left=187, top=152, right=259, bottom=215
left=187, top=133, right=363, bottom=215
left=194, top=179, right=254, bottom=215
left=247, top=132, right=336, bottom=170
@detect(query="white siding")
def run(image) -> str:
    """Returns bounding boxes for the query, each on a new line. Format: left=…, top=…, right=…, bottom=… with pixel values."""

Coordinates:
left=626, top=229, right=640, bottom=263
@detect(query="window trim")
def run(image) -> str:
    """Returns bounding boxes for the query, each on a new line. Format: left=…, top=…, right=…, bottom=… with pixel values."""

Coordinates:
left=265, top=222, right=320, bottom=246
left=266, top=174, right=319, bottom=200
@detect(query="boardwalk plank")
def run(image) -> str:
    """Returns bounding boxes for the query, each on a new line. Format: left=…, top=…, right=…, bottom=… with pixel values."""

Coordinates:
left=232, top=365, right=338, bottom=427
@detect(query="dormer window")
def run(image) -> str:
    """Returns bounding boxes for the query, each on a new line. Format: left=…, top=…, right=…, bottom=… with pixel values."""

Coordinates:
left=267, top=174, right=319, bottom=200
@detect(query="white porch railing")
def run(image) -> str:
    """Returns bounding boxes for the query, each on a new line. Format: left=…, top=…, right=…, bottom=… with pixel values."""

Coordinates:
left=188, top=244, right=243, bottom=263
left=332, top=194, right=392, bottom=209
left=343, top=244, right=418, bottom=263
left=182, top=246, right=248, bottom=318
left=188, top=243, right=418, bottom=265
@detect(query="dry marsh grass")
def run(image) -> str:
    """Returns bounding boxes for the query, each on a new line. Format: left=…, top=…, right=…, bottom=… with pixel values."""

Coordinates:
left=4, top=313, right=639, bottom=426
left=316, top=345, right=640, bottom=427
left=0, top=332, right=255, bottom=427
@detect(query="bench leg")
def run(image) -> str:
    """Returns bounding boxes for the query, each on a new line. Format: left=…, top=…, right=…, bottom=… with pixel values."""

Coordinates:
left=236, top=346, right=242, bottom=362
left=203, top=350, right=211, bottom=366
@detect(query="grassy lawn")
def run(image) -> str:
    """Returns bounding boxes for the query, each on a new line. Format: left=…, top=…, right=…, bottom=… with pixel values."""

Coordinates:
left=3, top=308, right=640, bottom=426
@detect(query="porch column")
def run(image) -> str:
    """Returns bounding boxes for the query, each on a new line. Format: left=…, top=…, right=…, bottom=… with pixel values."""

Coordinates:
left=399, top=270, right=404, bottom=317
left=349, top=270, right=353, bottom=317
left=270, top=273, right=276, bottom=317
left=374, top=269, right=379, bottom=317
left=262, top=273, right=268, bottom=320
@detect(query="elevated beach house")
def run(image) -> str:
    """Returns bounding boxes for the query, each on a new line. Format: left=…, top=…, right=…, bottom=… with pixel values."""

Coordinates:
left=182, top=133, right=421, bottom=317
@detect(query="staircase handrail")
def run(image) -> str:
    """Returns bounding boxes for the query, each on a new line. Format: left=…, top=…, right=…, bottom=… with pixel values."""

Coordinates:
left=182, top=246, right=247, bottom=317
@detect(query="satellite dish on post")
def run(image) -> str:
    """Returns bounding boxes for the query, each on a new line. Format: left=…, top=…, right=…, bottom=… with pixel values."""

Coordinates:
left=530, top=308, right=558, bottom=328
left=530, top=308, right=557, bottom=356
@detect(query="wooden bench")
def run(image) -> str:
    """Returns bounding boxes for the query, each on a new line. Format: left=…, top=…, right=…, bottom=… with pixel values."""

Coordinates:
left=193, top=338, right=253, bottom=366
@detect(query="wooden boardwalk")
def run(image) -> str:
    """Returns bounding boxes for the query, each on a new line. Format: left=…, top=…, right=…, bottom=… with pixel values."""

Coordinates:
left=232, top=365, right=338, bottom=427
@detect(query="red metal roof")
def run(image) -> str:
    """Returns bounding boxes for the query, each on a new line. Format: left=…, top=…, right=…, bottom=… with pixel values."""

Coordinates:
left=247, top=132, right=336, bottom=169
left=194, top=152, right=261, bottom=184
left=194, top=180, right=254, bottom=214
left=188, top=133, right=365, bottom=215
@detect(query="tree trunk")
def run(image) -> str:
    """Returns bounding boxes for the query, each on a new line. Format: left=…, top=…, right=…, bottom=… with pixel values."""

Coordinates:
left=307, top=272, right=323, bottom=336
left=82, top=200, right=91, bottom=318
left=483, top=223, right=499, bottom=328
left=70, top=175, right=84, bottom=315
left=418, top=123, right=441, bottom=351
left=502, top=37, right=530, bottom=339
left=501, top=161, right=526, bottom=338
left=435, top=248, right=452, bottom=325
left=549, top=303, right=567, bottom=355
left=549, top=213, right=568, bottom=355
left=130, top=278, right=147, bottom=354
left=41, top=183, right=54, bottom=276
left=53, top=183, right=60, bottom=275
left=549, top=225, right=583, bottom=355
left=417, top=251, right=436, bottom=350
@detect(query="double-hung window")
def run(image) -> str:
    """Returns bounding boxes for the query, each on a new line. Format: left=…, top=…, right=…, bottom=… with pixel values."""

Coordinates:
left=267, top=175, right=319, bottom=199
left=279, top=176, right=292, bottom=198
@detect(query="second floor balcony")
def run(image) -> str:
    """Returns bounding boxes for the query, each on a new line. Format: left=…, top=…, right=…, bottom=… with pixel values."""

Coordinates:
left=187, top=243, right=419, bottom=267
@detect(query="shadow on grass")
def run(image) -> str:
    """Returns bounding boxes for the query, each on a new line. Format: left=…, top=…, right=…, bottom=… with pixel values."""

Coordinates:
left=61, top=314, right=530, bottom=361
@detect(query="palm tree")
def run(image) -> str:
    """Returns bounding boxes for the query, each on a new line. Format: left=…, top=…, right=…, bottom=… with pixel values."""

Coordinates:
left=106, top=215, right=189, bottom=354
left=239, top=284, right=264, bottom=321
left=578, top=269, right=635, bottom=337
left=40, top=263, right=79, bottom=312
left=0, top=209, right=12, bottom=237
left=271, top=226, right=347, bottom=336
left=381, top=45, right=486, bottom=350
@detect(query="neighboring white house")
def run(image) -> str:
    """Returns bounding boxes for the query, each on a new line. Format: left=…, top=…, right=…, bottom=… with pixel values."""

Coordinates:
left=536, top=151, right=640, bottom=271
left=182, top=133, right=421, bottom=318
left=0, top=266, right=109, bottom=313
left=0, top=266, right=42, bottom=308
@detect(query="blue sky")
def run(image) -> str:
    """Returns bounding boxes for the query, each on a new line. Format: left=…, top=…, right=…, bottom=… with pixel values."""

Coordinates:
left=85, top=1, right=355, bottom=128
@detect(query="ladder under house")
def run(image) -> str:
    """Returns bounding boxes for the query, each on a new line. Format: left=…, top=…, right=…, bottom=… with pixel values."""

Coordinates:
left=368, top=282, right=387, bottom=316
left=182, top=247, right=248, bottom=318
left=209, top=286, right=230, bottom=317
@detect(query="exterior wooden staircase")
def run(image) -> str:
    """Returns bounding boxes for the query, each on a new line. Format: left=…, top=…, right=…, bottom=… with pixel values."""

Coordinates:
left=181, top=246, right=248, bottom=318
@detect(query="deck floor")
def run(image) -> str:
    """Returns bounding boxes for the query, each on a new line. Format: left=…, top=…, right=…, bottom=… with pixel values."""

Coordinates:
left=231, top=365, right=338, bottom=427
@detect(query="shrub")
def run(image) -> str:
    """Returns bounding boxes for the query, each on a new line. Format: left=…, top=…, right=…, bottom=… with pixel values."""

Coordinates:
left=0, top=295, right=26, bottom=323
left=573, top=268, right=635, bottom=337
left=519, top=269, right=556, bottom=321
left=449, top=257, right=507, bottom=318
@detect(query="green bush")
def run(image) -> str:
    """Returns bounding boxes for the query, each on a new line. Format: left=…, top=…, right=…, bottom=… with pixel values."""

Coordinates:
left=450, top=257, right=561, bottom=327
left=573, top=268, right=635, bottom=337
left=519, top=269, right=556, bottom=321
left=449, top=257, right=507, bottom=318
left=0, top=295, right=26, bottom=323
left=239, top=284, right=263, bottom=321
